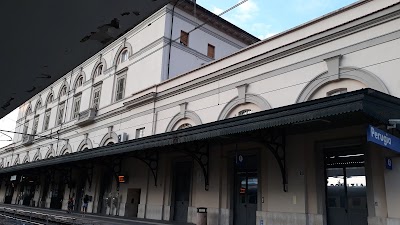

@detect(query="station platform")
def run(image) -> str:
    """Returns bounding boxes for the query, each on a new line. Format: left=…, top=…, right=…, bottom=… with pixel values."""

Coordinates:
left=0, top=204, right=192, bottom=225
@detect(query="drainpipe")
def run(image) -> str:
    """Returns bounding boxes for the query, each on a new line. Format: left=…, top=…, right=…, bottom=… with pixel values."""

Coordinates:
left=166, top=0, right=181, bottom=80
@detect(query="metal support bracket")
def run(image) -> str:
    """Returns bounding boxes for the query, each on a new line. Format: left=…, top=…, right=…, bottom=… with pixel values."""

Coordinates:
left=59, top=167, right=73, bottom=188
left=86, top=163, right=94, bottom=190
left=131, top=151, right=159, bottom=187
left=111, top=158, right=122, bottom=191
left=255, top=129, right=287, bottom=192
left=179, top=141, right=210, bottom=191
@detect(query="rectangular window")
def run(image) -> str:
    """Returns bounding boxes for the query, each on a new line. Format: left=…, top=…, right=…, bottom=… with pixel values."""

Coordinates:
left=72, top=96, right=81, bottom=119
left=43, top=110, right=51, bottom=131
left=23, top=121, right=29, bottom=134
left=92, top=86, right=101, bottom=109
left=180, top=30, right=189, bottom=46
left=56, top=102, right=65, bottom=125
left=135, top=128, right=145, bottom=138
left=115, top=77, right=126, bottom=101
left=207, top=44, right=215, bottom=58
left=32, top=116, right=39, bottom=135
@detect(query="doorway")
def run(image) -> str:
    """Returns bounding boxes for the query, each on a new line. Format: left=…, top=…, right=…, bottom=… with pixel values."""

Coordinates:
left=74, top=171, right=86, bottom=212
left=172, top=161, right=192, bottom=222
left=125, top=188, right=141, bottom=217
left=50, top=179, right=66, bottom=209
left=324, top=148, right=368, bottom=225
left=40, top=178, right=50, bottom=208
left=234, top=154, right=258, bottom=225
left=97, top=169, right=112, bottom=214
left=22, top=183, right=35, bottom=206
left=4, top=184, right=14, bottom=204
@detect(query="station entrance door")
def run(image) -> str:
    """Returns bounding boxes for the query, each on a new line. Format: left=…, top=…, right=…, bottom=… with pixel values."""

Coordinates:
left=325, top=148, right=368, bottom=225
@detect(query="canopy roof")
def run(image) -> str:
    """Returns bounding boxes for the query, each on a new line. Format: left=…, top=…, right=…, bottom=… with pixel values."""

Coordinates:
left=1, top=88, right=400, bottom=174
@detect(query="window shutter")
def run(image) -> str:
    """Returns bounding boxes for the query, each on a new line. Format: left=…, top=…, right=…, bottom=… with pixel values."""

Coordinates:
left=116, top=78, right=125, bottom=101
left=207, top=44, right=215, bottom=58
left=180, top=31, right=189, bottom=46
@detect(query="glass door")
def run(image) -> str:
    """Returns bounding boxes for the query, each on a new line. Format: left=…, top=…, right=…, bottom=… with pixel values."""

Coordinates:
left=325, top=150, right=367, bottom=225
left=235, top=171, right=258, bottom=225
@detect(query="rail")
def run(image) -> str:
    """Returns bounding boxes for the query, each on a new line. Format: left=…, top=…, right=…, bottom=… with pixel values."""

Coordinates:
left=0, top=206, right=101, bottom=225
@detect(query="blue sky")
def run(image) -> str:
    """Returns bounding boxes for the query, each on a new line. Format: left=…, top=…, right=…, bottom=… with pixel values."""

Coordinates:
left=197, top=0, right=358, bottom=39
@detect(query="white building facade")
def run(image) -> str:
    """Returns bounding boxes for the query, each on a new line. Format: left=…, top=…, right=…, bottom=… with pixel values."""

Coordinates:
left=0, top=1, right=400, bottom=225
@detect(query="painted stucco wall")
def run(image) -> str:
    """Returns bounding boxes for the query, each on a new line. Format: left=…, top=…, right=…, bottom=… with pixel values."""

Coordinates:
left=1, top=1, right=400, bottom=225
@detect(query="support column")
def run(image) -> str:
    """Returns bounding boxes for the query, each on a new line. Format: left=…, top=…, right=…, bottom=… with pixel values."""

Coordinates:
left=366, top=144, right=388, bottom=225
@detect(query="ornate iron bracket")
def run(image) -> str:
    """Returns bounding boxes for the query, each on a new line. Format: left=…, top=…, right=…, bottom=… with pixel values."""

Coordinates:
left=257, top=129, right=287, bottom=192
left=178, top=141, right=209, bottom=191
left=60, top=167, right=73, bottom=188
left=131, top=151, right=159, bottom=187
left=111, top=158, right=122, bottom=191
left=86, top=163, right=94, bottom=190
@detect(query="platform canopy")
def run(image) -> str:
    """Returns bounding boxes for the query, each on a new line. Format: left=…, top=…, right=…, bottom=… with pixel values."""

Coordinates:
left=1, top=89, right=400, bottom=174
left=0, top=0, right=171, bottom=119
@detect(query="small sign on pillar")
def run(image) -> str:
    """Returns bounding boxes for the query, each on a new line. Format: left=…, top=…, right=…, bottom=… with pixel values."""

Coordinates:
left=385, top=157, right=393, bottom=170
left=236, top=154, right=244, bottom=166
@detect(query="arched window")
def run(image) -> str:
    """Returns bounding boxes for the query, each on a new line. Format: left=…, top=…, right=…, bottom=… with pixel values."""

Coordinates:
left=238, top=109, right=252, bottom=116
left=94, top=64, right=103, bottom=77
left=117, top=48, right=129, bottom=65
left=75, top=76, right=84, bottom=89
left=59, top=85, right=67, bottom=97
left=46, top=93, right=54, bottom=105
left=177, top=123, right=192, bottom=130
left=26, top=106, right=32, bottom=116
left=34, top=99, right=42, bottom=113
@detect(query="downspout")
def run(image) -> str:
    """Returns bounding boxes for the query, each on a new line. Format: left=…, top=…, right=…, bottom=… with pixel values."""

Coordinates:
left=166, top=0, right=181, bottom=80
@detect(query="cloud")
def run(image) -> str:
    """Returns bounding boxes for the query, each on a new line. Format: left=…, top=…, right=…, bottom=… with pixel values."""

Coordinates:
left=251, top=23, right=271, bottom=31
left=232, top=0, right=259, bottom=23
left=249, top=23, right=277, bottom=40
left=292, top=0, right=334, bottom=13
left=257, top=32, right=278, bottom=40
left=210, top=0, right=258, bottom=23
left=211, top=6, right=224, bottom=15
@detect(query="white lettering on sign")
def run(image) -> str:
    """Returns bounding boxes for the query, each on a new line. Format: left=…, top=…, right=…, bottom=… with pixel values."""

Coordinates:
left=370, top=127, right=392, bottom=146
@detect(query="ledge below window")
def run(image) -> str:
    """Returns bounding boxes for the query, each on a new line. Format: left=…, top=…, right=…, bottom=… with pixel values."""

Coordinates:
left=75, top=108, right=97, bottom=126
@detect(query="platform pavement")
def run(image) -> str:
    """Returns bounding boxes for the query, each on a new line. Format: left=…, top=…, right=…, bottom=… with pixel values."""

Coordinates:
left=0, top=204, right=194, bottom=225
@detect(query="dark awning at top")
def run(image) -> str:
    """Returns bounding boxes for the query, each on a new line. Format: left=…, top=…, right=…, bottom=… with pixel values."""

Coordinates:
left=2, top=88, right=400, bottom=174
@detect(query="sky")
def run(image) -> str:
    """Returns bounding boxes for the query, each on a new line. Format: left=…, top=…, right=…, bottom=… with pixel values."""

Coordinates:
left=0, top=0, right=359, bottom=148
left=197, top=0, right=358, bottom=39
left=0, top=109, right=18, bottom=148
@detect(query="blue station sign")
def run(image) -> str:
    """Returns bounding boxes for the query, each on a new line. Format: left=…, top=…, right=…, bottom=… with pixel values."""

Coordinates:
left=367, top=125, right=400, bottom=153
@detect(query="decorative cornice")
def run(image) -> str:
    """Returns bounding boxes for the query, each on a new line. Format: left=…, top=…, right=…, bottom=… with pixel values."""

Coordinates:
left=124, top=92, right=157, bottom=109
left=171, top=41, right=213, bottom=62
left=93, top=81, right=103, bottom=87
left=166, top=7, right=246, bottom=48
left=116, top=67, right=128, bottom=75
left=129, top=37, right=166, bottom=61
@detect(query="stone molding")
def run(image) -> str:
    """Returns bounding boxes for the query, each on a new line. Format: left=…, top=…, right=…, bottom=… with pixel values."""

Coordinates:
left=90, top=57, right=107, bottom=79
left=77, top=137, right=93, bottom=151
left=296, top=66, right=389, bottom=102
left=165, top=103, right=202, bottom=132
left=59, top=143, right=72, bottom=155
left=218, top=85, right=271, bottom=120
left=112, top=40, right=133, bottom=67
left=99, top=131, right=119, bottom=146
